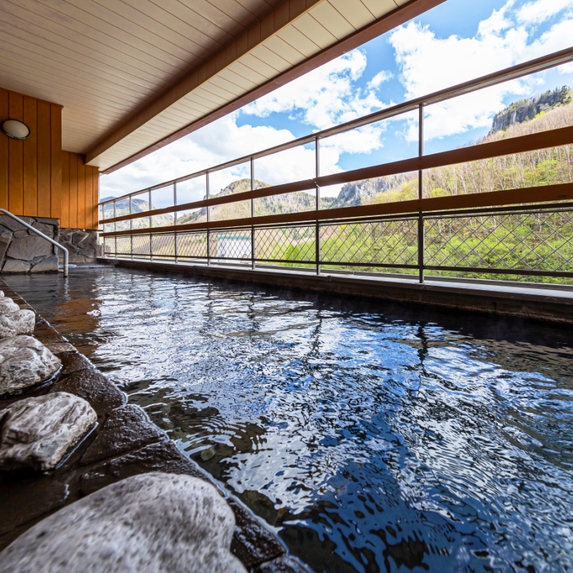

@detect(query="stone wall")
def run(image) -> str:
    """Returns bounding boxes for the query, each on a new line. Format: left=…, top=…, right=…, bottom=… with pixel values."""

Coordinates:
left=59, top=229, right=102, bottom=265
left=0, top=215, right=101, bottom=273
left=0, top=216, right=60, bottom=273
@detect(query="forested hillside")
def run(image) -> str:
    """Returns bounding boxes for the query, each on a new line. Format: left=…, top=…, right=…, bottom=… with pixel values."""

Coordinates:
left=374, top=86, right=573, bottom=204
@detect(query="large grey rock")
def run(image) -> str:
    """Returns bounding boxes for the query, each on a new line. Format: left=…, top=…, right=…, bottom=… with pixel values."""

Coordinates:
left=0, top=392, right=97, bottom=472
left=0, top=298, right=19, bottom=315
left=0, top=297, right=33, bottom=338
left=0, top=309, right=35, bottom=338
left=0, top=238, right=10, bottom=262
left=0, top=216, right=33, bottom=233
left=32, top=222, right=56, bottom=238
left=0, top=335, right=61, bottom=396
left=0, top=472, right=247, bottom=573
left=31, top=255, right=59, bottom=273
left=6, top=236, right=53, bottom=261
left=2, top=259, right=31, bottom=273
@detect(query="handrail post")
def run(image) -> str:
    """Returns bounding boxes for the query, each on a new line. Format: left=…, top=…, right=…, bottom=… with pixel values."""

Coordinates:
left=251, top=157, right=255, bottom=270
left=418, top=103, right=425, bottom=284
left=206, top=171, right=211, bottom=266
left=315, top=136, right=321, bottom=276
left=129, top=196, right=134, bottom=260
left=0, top=209, right=69, bottom=277
left=173, top=182, right=178, bottom=263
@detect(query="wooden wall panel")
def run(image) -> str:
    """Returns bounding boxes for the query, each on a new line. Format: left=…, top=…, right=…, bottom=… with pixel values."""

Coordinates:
left=37, top=99, right=52, bottom=217
left=69, top=152, right=78, bottom=230
left=61, top=150, right=70, bottom=227
left=50, top=104, right=62, bottom=220
left=61, top=150, right=99, bottom=230
left=23, top=95, right=37, bottom=215
left=8, top=92, right=24, bottom=215
left=0, top=89, right=8, bottom=209
left=1, top=86, right=98, bottom=229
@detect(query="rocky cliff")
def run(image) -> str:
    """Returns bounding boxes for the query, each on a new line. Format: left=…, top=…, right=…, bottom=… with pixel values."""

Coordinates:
left=490, top=86, right=571, bottom=134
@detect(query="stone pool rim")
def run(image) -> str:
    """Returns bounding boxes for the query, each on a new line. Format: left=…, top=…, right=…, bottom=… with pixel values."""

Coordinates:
left=0, top=280, right=308, bottom=573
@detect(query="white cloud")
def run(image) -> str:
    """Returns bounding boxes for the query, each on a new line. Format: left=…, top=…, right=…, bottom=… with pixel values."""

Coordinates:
left=100, top=113, right=345, bottom=201
left=389, top=0, right=573, bottom=142
left=517, top=0, right=573, bottom=25
left=243, top=50, right=387, bottom=130
left=101, top=113, right=296, bottom=199
left=368, top=70, right=393, bottom=90
left=477, top=1, right=515, bottom=36
left=521, top=17, right=573, bottom=59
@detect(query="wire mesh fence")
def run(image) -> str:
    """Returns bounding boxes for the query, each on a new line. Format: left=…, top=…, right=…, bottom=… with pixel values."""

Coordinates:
left=100, top=204, right=573, bottom=284
left=425, top=207, right=573, bottom=281
left=321, top=218, right=418, bottom=273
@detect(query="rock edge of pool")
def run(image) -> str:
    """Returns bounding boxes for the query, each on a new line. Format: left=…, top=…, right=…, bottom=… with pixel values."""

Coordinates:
left=0, top=281, right=309, bottom=573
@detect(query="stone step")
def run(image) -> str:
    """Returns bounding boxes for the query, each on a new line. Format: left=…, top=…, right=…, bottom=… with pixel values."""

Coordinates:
left=0, top=335, right=61, bottom=398
left=0, top=392, right=97, bottom=472
left=0, top=295, right=35, bottom=340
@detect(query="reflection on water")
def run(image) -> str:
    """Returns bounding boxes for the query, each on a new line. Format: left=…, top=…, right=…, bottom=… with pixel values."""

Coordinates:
left=5, top=268, right=573, bottom=573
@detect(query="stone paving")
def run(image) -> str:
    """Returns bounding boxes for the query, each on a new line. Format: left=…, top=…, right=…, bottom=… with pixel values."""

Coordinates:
left=0, top=282, right=306, bottom=572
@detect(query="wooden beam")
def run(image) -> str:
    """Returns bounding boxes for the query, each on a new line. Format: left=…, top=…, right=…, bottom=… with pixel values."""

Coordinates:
left=101, top=182, right=573, bottom=237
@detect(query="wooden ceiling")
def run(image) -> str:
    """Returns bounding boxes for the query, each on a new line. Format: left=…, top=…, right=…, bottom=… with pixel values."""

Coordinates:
left=0, top=0, right=443, bottom=172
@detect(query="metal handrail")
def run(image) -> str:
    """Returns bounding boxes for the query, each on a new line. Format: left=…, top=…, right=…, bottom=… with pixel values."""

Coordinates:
left=99, top=46, right=573, bottom=206
left=0, top=209, right=69, bottom=277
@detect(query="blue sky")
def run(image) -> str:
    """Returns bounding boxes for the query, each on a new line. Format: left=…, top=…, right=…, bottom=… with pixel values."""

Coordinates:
left=101, top=0, right=573, bottom=203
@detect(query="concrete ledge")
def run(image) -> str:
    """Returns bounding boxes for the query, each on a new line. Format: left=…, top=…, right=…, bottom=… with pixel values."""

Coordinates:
left=97, top=258, right=573, bottom=325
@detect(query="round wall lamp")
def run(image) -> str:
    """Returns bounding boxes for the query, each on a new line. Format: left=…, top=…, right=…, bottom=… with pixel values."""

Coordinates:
left=1, top=119, right=31, bottom=140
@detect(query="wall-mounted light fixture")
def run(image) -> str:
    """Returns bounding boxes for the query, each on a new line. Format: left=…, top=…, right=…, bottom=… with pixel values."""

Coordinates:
left=1, top=119, right=31, bottom=140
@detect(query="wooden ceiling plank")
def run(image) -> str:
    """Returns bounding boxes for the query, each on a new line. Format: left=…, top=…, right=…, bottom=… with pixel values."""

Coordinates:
left=63, top=115, right=124, bottom=130
left=0, top=60, right=143, bottom=115
left=226, top=61, right=269, bottom=84
left=308, top=1, right=356, bottom=38
left=148, top=107, right=204, bottom=127
left=170, top=96, right=214, bottom=113
left=217, top=68, right=259, bottom=91
left=203, top=75, right=245, bottom=98
left=159, top=0, right=247, bottom=30
left=240, top=52, right=284, bottom=77
left=290, top=12, right=338, bottom=49
left=359, top=0, right=398, bottom=19
left=0, top=4, right=173, bottom=83
left=195, top=0, right=250, bottom=19
left=89, top=0, right=218, bottom=58
left=258, top=36, right=306, bottom=66
left=14, top=0, right=185, bottom=73
left=232, top=0, right=276, bottom=19
left=275, top=25, right=322, bottom=57
left=153, top=104, right=203, bottom=124
left=0, top=27, right=161, bottom=93
left=190, top=86, right=230, bottom=107
left=117, top=0, right=233, bottom=51
left=249, top=43, right=298, bottom=71
left=197, top=81, right=241, bottom=102
left=328, top=0, right=377, bottom=29
left=53, top=0, right=192, bottom=68
left=0, top=37, right=154, bottom=104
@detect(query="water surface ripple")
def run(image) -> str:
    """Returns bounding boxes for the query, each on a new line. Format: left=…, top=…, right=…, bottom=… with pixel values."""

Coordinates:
left=5, top=268, right=573, bottom=573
